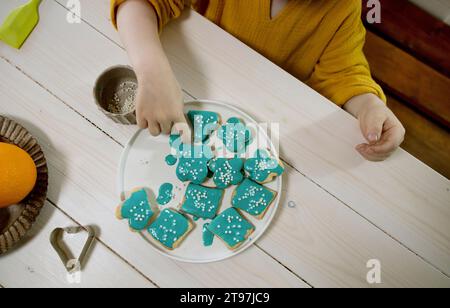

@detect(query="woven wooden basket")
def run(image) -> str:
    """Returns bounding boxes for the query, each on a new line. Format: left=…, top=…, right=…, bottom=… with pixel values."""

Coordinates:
left=0, top=116, right=48, bottom=255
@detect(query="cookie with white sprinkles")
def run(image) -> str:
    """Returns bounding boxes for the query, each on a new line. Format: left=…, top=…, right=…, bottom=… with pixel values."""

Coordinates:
left=207, top=208, right=255, bottom=250
left=116, top=188, right=158, bottom=232
left=181, top=183, right=224, bottom=219
left=244, top=150, right=284, bottom=184
left=208, top=157, right=244, bottom=189
left=187, top=110, right=221, bottom=143
left=232, top=178, right=277, bottom=219
left=148, top=208, right=193, bottom=250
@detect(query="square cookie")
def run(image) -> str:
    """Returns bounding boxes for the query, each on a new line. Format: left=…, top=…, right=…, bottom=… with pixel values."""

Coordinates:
left=116, top=188, right=158, bottom=232
left=207, top=208, right=255, bottom=250
left=147, top=208, right=193, bottom=250
left=181, top=183, right=223, bottom=219
left=232, top=179, right=277, bottom=219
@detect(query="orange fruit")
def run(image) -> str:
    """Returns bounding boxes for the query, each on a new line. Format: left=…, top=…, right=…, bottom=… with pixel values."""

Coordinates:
left=0, top=142, right=37, bottom=208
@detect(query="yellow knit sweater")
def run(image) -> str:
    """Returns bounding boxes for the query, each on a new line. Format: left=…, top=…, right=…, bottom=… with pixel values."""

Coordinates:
left=111, top=0, right=386, bottom=106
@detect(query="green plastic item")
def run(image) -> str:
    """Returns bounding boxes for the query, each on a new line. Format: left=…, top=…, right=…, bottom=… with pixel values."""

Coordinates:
left=0, top=0, right=41, bottom=49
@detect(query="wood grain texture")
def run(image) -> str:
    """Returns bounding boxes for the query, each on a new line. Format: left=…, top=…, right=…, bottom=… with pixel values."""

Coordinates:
left=0, top=0, right=446, bottom=287
left=387, top=95, right=450, bottom=179
left=362, top=0, right=450, bottom=77
left=0, top=201, right=154, bottom=288
left=0, top=55, right=308, bottom=288
left=139, top=9, right=449, bottom=275
left=364, top=31, right=450, bottom=128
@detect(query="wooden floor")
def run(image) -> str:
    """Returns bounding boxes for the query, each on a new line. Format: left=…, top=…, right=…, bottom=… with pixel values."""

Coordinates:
left=387, top=96, right=450, bottom=179
left=362, top=0, right=450, bottom=180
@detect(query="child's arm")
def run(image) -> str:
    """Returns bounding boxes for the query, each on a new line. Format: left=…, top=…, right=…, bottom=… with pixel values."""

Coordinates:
left=306, top=2, right=405, bottom=161
left=344, top=94, right=405, bottom=162
left=116, top=0, right=187, bottom=136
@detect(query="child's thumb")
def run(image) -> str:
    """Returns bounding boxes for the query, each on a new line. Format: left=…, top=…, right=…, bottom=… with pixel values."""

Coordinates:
left=361, top=112, right=385, bottom=144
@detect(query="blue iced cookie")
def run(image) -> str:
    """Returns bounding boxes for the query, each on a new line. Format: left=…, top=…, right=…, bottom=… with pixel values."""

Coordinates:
left=148, top=208, right=193, bottom=250
left=156, top=183, right=174, bottom=206
left=187, top=110, right=220, bottom=143
left=202, top=223, right=214, bottom=247
left=116, top=188, right=157, bottom=232
left=181, top=183, right=223, bottom=219
left=232, top=178, right=277, bottom=219
left=217, top=118, right=252, bottom=154
left=207, top=208, right=254, bottom=250
left=208, top=157, right=244, bottom=189
left=244, top=150, right=284, bottom=183
left=176, top=144, right=214, bottom=184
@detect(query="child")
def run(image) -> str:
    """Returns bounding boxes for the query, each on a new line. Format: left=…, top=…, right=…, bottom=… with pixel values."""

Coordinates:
left=111, top=0, right=405, bottom=162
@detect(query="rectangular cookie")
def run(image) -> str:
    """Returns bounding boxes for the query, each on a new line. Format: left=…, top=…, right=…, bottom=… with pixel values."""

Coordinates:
left=231, top=178, right=277, bottom=220
left=147, top=208, right=193, bottom=250
left=180, top=183, right=224, bottom=219
left=207, top=208, right=255, bottom=250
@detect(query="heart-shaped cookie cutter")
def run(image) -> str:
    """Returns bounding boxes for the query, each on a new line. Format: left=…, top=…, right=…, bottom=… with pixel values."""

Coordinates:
left=50, top=226, right=95, bottom=273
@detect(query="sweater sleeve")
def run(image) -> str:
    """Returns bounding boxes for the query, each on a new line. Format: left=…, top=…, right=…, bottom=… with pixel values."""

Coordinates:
left=305, top=2, right=386, bottom=107
left=111, top=0, right=186, bottom=32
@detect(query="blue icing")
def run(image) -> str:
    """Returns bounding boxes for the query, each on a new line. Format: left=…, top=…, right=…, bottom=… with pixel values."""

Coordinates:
left=208, top=158, right=244, bottom=189
left=165, top=154, right=177, bottom=166
left=176, top=144, right=213, bottom=184
left=156, top=183, right=174, bottom=205
left=148, top=209, right=190, bottom=249
left=217, top=118, right=252, bottom=153
left=202, top=223, right=214, bottom=247
left=120, top=189, right=155, bottom=231
left=207, top=208, right=254, bottom=249
left=244, top=150, right=284, bottom=183
left=232, top=178, right=276, bottom=218
left=187, top=110, right=220, bottom=143
left=181, top=183, right=223, bottom=219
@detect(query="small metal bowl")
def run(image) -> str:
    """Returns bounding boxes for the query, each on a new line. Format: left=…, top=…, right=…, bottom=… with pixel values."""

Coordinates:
left=94, top=65, right=138, bottom=125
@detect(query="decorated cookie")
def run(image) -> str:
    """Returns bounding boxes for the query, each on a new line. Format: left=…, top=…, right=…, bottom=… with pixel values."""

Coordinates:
left=181, top=183, right=223, bottom=219
left=202, top=223, right=214, bottom=247
left=244, top=150, right=284, bottom=183
left=148, top=208, right=193, bottom=250
left=217, top=118, right=252, bottom=154
left=156, top=183, right=174, bottom=206
left=232, top=178, right=277, bottom=219
left=187, top=110, right=220, bottom=143
left=116, top=188, right=158, bottom=232
left=208, top=158, right=244, bottom=189
left=176, top=144, right=214, bottom=184
left=207, top=208, right=255, bottom=250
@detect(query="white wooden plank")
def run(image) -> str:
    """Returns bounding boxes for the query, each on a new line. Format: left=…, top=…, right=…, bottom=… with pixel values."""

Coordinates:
left=0, top=0, right=450, bottom=286
left=0, top=202, right=154, bottom=288
left=62, top=0, right=450, bottom=275
left=0, top=1, right=446, bottom=288
left=0, top=57, right=308, bottom=288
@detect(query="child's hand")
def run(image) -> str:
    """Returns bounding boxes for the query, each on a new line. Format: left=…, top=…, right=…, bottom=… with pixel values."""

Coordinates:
left=345, top=94, right=406, bottom=161
left=136, top=72, right=186, bottom=136
left=116, top=0, right=188, bottom=137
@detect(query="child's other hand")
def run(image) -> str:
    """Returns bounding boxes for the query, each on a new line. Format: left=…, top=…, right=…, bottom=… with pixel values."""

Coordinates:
left=135, top=71, right=187, bottom=137
left=345, top=94, right=406, bottom=162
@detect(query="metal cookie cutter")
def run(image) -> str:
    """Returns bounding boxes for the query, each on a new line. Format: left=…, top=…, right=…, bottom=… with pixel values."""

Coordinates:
left=50, top=226, right=96, bottom=273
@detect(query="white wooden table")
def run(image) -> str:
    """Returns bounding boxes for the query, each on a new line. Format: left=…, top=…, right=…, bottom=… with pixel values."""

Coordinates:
left=0, top=0, right=449, bottom=288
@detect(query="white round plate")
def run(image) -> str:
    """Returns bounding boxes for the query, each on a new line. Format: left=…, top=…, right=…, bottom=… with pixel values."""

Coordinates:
left=118, top=100, right=282, bottom=263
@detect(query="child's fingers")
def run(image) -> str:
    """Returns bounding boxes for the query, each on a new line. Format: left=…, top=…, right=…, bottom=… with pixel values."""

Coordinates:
left=137, top=116, right=148, bottom=129
left=148, top=119, right=161, bottom=136
left=173, top=112, right=191, bottom=143
left=360, top=111, right=386, bottom=144
left=160, top=119, right=173, bottom=135
left=356, top=144, right=391, bottom=162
